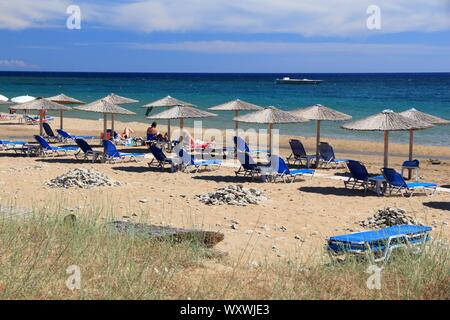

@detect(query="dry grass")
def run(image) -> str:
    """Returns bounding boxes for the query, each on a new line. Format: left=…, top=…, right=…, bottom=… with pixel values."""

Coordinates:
left=0, top=210, right=448, bottom=300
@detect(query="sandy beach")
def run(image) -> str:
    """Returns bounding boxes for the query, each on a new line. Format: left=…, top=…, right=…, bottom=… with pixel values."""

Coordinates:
left=0, top=116, right=449, bottom=264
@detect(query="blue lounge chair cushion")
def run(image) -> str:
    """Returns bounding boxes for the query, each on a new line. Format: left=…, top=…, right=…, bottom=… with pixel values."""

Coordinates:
left=289, top=169, right=315, bottom=175
left=53, top=146, right=80, bottom=151
left=117, top=152, right=145, bottom=157
left=406, top=182, right=437, bottom=189
left=402, top=159, right=420, bottom=168
left=192, top=159, right=222, bottom=166
left=0, top=140, right=26, bottom=145
left=329, top=225, right=431, bottom=244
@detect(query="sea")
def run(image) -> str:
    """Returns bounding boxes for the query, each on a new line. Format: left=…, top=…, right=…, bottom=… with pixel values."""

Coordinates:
left=0, top=72, right=449, bottom=146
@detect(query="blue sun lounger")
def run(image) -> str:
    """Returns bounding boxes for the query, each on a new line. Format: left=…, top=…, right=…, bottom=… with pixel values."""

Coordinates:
left=235, top=152, right=270, bottom=179
left=382, top=167, right=437, bottom=197
left=102, top=140, right=146, bottom=163
left=43, top=123, right=60, bottom=142
left=234, top=136, right=270, bottom=155
left=34, top=135, right=80, bottom=156
left=148, top=144, right=176, bottom=171
left=286, top=139, right=316, bottom=168
left=319, top=142, right=347, bottom=168
left=270, top=155, right=315, bottom=183
left=344, top=160, right=384, bottom=192
left=327, top=224, right=432, bottom=264
left=0, top=139, right=27, bottom=151
left=178, top=148, right=222, bottom=172
left=57, top=129, right=96, bottom=143
left=74, top=138, right=102, bottom=163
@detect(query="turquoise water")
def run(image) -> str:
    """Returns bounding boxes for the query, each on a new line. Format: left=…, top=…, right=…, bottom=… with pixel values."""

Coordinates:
left=1, top=72, right=449, bottom=146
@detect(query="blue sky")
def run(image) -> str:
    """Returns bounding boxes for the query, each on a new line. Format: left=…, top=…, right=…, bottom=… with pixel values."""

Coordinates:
left=0, top=0, right=449, bottom=73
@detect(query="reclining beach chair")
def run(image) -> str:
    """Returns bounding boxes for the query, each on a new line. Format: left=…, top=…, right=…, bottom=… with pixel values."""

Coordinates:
left=270, top=155, right=315, bottom=183
left=234, top=136, right=270, bottom=155
left=327, top=224, right=432, bottom=264
left=286, top=139, right=316, bottom=168
left=148, top=144, right=176, bottom=171
left=235, top=152, right=270, bottom=179
left=74, top=138, right=102, bottom=163
left=102, top=140, right=146, bottom=163
left=43, top=123, right=60, bottom=142
left=344, top=160, right=384, bottom=192
left=178, top=148, right=222, bottom=173
left=0, top=139, right=27, bottom=151
left=34, top=135, right=79, bottom=157
left=318, top=142, right=347, bottom=168
left=401, top=159, right=420, bottom=181
left=382, top=167, right=437, bottom=197
left=57, top=129, right=96, bottom=143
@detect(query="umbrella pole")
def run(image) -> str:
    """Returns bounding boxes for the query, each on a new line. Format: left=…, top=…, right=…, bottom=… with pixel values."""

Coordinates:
left=180, top=118, right=184, bottom=130
left=60, top=110, right=64, bottom=130
left=39, top=110, right=44, bottom=136
left=268, top=123, right=273, bottom=155
left=168, top=119, right=171, bottom=141
left=408, top=129, right=414, bottom=180
left=315, top=120, right=321, bottom=167
left=384, top=131, right=389, bottom=168
left=111, top=114, right=115, bottom=136
left=235, top=110, right=239, bottom=134
left=103, top=114, right=107, bottom=140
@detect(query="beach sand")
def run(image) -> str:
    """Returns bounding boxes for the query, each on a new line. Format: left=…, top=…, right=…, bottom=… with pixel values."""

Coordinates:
left=0, top=116, right=449, bottom=264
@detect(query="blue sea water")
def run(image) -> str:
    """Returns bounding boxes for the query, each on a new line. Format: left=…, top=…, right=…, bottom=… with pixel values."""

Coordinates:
left=0, top=72, right=449, bottom=146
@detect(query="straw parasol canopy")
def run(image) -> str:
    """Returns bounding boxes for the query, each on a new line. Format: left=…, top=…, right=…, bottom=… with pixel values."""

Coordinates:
left=142, top=96, right=195, bottom=140
left=209, top=99, right=263, bottom=132
left=233, top=106, right=308, bottom=153
left=47, top=94, right=85, bottom=129
left=48, top=93, right=84, bottom=105
left=102, top=93, right=138, bottom=105
left=147, top=105, right=216, bottom=142
left=342, top=109, right=433, bottom=167
left=291, top=104, right=352, bottom=165
left=399, top=108, right=449, bottom=178
left=87, top=94, right=138, bottom=135
left=74, top=99, right=135, bottom=138
left=11, top=97, right=72, bottom=136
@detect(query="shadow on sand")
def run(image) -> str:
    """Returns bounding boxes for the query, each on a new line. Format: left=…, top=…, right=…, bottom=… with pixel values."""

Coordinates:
left=192, top=175, right=266, bottom=184
left=299, top=186, right=378, bottom=197
left=112, top=166, right=165, bottom=173
left=423, top=201, right=450, bottom=211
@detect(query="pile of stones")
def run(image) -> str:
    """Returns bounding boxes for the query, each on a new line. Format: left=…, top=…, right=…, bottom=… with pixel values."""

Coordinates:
left=46, top=168, right=121, bottom=189
left=196, top=185, right=265, bottom=206
left=359, top=207, right=421, bottom=229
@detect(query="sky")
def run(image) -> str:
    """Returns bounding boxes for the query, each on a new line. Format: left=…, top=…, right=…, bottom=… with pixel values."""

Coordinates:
left=0, top=0, right=449, bottom=73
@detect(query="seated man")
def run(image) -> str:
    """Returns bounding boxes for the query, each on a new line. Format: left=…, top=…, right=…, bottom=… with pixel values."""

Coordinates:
left=147, top=122, right=168, bottom=142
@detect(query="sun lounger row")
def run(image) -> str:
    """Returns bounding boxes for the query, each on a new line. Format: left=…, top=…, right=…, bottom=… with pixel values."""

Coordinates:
left=344, top=159, right=437, bottom=197
left=287, top=139, right=346, bottom=168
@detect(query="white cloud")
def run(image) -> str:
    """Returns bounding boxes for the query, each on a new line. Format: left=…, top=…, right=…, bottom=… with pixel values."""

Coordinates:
left=0, top=0, right=449, bottom=36
left=0, top=0, right=69, bottom=30
left=0, top=59, right=29, bottom=67
left=130, top=40, right=450, bottom=55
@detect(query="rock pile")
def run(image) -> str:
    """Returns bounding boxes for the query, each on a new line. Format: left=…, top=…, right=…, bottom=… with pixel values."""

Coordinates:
left=359, top=207, right=421, bottom=229
left=196, top=185, right=265, bottom=206
left=46, top=168, right=121, bottom=189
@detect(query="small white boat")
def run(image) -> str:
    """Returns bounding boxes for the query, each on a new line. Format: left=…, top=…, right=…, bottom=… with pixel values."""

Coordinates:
left=275, top=77, right=323, bottom=85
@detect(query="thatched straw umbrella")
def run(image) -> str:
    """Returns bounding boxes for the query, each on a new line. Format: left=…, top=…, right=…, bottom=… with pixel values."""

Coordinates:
left=208, top=99, right=263, bottom=133
left=147, top=105, right=216, bottom=142
left=141, top=96, right=194, bottom=140
left=99, top=93, right=138, bottom=134
left=342, top=110, right=433, bottom=168
left=291, top=104, right=351, bottom=165
left=399, top=108, right=449, bottom=178
left=47, top=94, right=85, bottom=130
left=233, top=106, right=308, bottom=154
left=74, top=99, right=135, bottom=139
left=11, top=98, right=72, bottom=136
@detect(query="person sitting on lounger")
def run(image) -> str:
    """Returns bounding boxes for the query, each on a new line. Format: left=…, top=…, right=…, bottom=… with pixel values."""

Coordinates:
left=122, top=127, right=135, bottom=139
left=147, top=122, right=168, bottom=142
